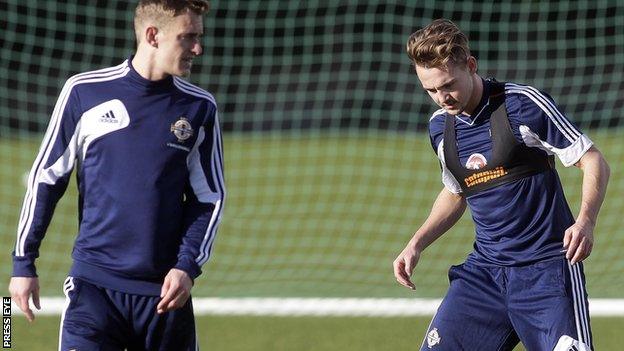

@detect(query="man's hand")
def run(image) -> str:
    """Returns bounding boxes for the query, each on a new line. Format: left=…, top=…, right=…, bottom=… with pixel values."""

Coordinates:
left=157, top=268, right=193, bottom=314
left=8, top=277, right=41, bottom=322
left=563, top=220, right=594, bottom=264
left=393, top=244, right=421, bottom=290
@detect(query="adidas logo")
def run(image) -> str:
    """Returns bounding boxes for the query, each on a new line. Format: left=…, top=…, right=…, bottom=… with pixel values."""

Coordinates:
left=99, top=110, right=118, bottom=123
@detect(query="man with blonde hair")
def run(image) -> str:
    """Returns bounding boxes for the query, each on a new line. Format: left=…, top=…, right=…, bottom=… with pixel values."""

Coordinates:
left=393, top=19, right=609, bottom=350
left=9, top=1, right=224, bottom=349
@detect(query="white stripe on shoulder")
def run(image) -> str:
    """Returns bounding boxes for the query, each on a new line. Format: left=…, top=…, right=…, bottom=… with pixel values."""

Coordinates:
left=17, top=65, right=128, bottom=240
left=505, top=83, right=580, bottom=137
left=505, top=83, right=577, bottom=130
left=66, top=60, right=129, bottom=83
left=16, top=63, right=130, bottom=256
left=172, top=76, right=211, bottom=96
left=19, top=62, right=129, bottom=193
left=429, top=108, right=446, bottom=121
left=505, top=83, right=580, bottom=143
left=173, top=77, right=217, bottom=107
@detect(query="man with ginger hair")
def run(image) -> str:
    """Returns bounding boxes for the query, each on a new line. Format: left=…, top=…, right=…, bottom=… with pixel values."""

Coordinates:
left=9, top=1, right=224, bottom=349
left=393, top=19, right=609, bottom=350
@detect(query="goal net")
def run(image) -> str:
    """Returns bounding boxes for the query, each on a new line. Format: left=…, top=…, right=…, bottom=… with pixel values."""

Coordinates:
left=1, top=1, right=622, bottom=304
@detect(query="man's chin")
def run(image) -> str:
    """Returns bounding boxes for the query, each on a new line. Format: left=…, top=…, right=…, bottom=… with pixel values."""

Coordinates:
left=175, top=62, right=193, bottom=77
left=175, top=68, right=192, bottom=77
left=443, top=108, right=462, bottom=115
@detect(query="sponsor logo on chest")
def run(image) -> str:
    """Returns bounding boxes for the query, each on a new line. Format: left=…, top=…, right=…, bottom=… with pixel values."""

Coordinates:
left=465, top=153, right=487, bottom=170
left=166, top=116, right=195, bottom=152
left=81, top=100, right=130, bottom=145
left=99, top=110, right=119, bottom=124
left=463, top=152, right=509, bottom=187
left=170, top=117, right=194, bottom=142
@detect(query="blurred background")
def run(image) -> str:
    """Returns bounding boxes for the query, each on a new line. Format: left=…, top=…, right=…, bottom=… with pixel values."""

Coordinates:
left=1, top=1, right=623, bottom=350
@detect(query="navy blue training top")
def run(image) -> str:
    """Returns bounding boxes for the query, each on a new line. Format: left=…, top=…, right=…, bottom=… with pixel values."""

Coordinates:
left=429, top=79, right=593, bottom=266
left=13, top=58, right=226, bottom=295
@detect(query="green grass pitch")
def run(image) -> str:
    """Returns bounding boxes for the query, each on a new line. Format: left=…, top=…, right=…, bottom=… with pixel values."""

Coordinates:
left=9, top=315, right=624, bottom=350
left=2, top=131, right=623, bottom=298
left=2, top=130, right=624, bottom=349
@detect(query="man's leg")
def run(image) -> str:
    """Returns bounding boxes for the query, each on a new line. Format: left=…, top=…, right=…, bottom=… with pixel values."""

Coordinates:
left=129, top=295, right=197, bottom=351
left=507, top=259, right=593, bottom=351
left=420, top=263, right=519, bottom=350
left=59, top=277, right=128, bottom=351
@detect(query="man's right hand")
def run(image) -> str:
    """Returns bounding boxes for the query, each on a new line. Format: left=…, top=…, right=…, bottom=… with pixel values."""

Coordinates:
left=392, top=189, right=467, bottom=291
left=393, top=245, right=421, bottom=291
left=9, top=277, right=41, bottom=322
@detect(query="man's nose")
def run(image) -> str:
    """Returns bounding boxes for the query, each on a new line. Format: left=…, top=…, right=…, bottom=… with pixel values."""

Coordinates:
left=192, top=42, right=202, bottom=56
left=438, top=91, right=450, bottom=102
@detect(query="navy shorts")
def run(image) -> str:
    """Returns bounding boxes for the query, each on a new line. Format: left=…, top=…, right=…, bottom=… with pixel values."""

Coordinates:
left=59, top=277, right=198, bottom=351
left=420, top=258, right=592, bottom=351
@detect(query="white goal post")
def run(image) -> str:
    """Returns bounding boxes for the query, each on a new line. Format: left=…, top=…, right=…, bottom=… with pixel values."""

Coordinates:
left=12, top=297, right=624, bottom=317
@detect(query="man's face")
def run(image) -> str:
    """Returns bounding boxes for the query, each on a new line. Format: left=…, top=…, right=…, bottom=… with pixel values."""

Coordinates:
left=156, top=11, right=204, bottom=77
left=415, top=59, right=478, bottom=116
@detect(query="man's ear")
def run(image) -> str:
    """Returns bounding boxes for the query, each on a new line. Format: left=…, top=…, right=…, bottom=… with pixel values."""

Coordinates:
left=466, top=56, right=477, bottom=74
left=145, top=26, right=159, bottom=48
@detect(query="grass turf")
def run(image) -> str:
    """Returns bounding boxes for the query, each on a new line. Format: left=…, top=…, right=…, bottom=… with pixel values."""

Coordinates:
left=2, top=131, right=624, bottom=298
left=9, top=315, right=624, bottom=350
left=2, top=131, right=624, bottom=349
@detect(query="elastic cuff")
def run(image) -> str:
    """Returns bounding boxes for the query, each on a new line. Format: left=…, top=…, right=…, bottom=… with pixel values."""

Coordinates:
left=12, top=256, right=38, bottom=277
left=174, top=256, right=202, bottom=280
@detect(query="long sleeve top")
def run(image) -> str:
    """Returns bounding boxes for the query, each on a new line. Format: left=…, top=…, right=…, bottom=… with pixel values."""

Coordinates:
left=12, top=58, right=226, bottom=295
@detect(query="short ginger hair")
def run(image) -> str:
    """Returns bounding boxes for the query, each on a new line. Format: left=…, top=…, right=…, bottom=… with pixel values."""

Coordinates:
left=134, top=0, right=210, bottom=42
left=406, top=19, right=472, bottom=69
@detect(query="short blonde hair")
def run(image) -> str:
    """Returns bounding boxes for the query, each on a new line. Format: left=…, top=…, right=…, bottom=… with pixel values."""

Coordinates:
left=406, top=19, right=471, bottom=69
left=134, top=0, right=210, bottom=42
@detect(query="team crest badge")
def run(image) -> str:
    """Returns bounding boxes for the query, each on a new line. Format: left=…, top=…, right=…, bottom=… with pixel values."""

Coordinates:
left=466, top=153, right=487, bottom=170
left=427, top=328, right=441, bottom=348
left=170, top=117, right=194, bottom=142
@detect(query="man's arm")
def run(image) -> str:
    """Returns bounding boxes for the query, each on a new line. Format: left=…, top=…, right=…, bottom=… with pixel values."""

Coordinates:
left=393, top=188, right=466, bottom=290
left=564, top=146, right=610, bottom=264
left=504, top=91, right=609, bottom=264
left=10, top=77, right=81, bottom=321
left=158, top=107, right=226, bottom=314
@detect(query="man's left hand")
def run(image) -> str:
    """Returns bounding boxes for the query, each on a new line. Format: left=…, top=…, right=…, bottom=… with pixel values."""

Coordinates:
left=157, top=268, right=193, bottom=314
left=563, top=221, right=594, bottom=264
